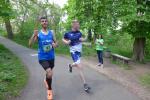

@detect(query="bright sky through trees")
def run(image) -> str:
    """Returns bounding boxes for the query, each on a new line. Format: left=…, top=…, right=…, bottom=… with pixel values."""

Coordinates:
left=49, top=0, right=67, bottom=7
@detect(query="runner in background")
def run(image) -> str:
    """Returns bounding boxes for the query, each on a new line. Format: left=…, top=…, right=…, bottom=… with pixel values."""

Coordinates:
left=62, top=20, right=90, bottom=92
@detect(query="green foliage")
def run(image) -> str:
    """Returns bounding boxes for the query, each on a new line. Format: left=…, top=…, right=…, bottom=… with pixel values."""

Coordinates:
left=0, top=44, right=28, bottom=100
left=13, top=34, right=38, bottom=49
left=0, top=0, right=16, bottom=19
left=47, top=4, right=63, bottom=33
left=105, top=33, right=133, bottom=57
left=64, top=0, right=150, bottom=61
left=19, top=19, right=36, bottom=36
left=0, top=0, right=12, bottom=17
left=120, top=0, right=150, bottom=38
left=65, top=0, right=150, bottom=37
left=124, top=20, right=150, bottom=38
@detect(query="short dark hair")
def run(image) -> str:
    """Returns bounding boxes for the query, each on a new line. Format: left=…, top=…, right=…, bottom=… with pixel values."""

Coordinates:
left=40, top=16, right=47, bottom=20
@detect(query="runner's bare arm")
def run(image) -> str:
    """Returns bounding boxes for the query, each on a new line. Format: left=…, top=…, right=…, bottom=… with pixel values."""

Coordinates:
left=62, top=38, right=71, bottom=45
left=79, top=35, right=88, bottom=42
left=29, top=30, right=38, bottom=47
left=51, top=30, right=58, bottom=48
left=79, top=33, right=88, bottom=42
left=51, top=30, right=56, bottom=43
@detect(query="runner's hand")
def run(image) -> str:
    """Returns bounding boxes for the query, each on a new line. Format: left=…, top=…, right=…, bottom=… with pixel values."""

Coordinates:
left=62, top=39, right=71, bottom=45
left=29, top=30, right=38, bottom=48
left=34, top=30, right=38, bottom=37
left=79, top=37, right=86, bottom=42
left=66, top=40, right=71, bottom=45
left=52, top=42, right=58, bottom=48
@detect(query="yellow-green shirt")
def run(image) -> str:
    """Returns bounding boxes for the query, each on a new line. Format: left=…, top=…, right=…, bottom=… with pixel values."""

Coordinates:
left=95, top=39, right=104, bottom=51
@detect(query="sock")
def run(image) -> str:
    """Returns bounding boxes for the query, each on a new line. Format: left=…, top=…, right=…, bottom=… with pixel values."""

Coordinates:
left=46, top=76, right=52, bottom=90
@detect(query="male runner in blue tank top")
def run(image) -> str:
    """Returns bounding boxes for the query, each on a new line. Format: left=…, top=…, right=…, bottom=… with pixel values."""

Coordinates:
left=29, top=17, right=57, bottom=100
left=62, top=20, right=90, bottom=92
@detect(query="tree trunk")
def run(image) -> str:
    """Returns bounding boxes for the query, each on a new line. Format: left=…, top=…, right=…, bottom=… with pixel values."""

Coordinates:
left=87, top=29, right=92, bottom=41
left=93, top=29, right=97, bottom=42
left=132, top=37, right=146, bottom=62
left=4, top=18, right=13, bottom=39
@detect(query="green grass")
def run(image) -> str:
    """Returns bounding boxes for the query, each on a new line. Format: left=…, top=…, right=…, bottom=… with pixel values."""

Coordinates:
left=144, top=55, right=150, bottom=62
left=0, top=44, right=28, bottom=100
left=140, top=73, right=150, bottom=87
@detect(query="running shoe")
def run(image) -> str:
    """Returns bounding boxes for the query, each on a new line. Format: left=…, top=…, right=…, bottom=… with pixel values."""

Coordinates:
left=68, top=64, right=72, bottom=73
left=47, top=90, right=53, bottom=100
left=84, top=83, right=90, bottom=91
left=96, top=63, right=101, bottom=66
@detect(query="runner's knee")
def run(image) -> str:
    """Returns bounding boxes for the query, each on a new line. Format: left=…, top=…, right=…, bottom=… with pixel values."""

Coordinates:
left=46, top=72, right=52, bottom=79
left=46, top=69, right=52, bottom=78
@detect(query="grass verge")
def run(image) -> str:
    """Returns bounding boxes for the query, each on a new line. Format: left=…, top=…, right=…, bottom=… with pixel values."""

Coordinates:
left=140, top=73, right=150, bottom=87
left=0, top=44, right=28, bottom=100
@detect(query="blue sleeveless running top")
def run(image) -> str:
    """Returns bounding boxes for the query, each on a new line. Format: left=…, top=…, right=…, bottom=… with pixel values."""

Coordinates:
left=38, top=30, right=55, bottom=60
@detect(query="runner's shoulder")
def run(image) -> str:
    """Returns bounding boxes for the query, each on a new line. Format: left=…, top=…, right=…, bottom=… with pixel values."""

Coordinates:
left=65, top=31, right=72, bottom=34
left=36, top=30, right=41, bottom=37
left=75, top=30, right=82, bottom=35
left=49, top=30, right=54, bottom=33
left=64, top=31, right=72, bottom=38
left=65, top=30, right=82, bottom=34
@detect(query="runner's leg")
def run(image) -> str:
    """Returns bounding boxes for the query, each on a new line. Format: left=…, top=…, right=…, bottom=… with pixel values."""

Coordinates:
left=76, top=63, right=86, bottom=84
left=97, top=50, right=101, bottom=65
left=99, top=51, right=104, bottom=68
left=45, top=68, right=53, bottom=100
left=99, top=51, right=103, bottom=64
left=46, top=68, right=53, bottom=90
left=70, top=52, right=90, bottom=91
left=71, top=52, right=86, bottom=84
left=39, top=60, right=54, bottom=100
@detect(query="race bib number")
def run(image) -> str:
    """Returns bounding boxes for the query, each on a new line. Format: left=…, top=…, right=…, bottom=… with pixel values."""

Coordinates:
left=43, top=44, right=52, bottom=52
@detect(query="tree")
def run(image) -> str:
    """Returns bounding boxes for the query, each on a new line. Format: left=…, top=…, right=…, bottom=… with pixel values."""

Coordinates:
left=65, top=0, right=150, bottom=62
left=120, top=0, right=150, bottom=62
left=0, top=0, right=14, bottom=39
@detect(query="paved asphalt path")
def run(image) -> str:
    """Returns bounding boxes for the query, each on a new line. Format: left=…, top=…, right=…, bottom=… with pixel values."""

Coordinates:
left=0, top=36, right=141, bottom=100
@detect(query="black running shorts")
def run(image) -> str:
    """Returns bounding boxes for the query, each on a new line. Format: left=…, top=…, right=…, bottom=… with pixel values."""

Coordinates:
left=39, top=59, right=55, bottom=70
